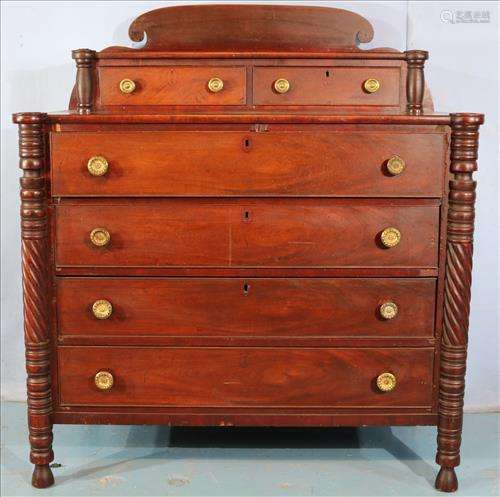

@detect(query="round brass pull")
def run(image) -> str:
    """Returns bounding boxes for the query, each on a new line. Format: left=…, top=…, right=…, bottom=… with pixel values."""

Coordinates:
left=92, top=299, right=113, bottom=320
left=119, top=78, right=136, bottom=94
left=90, top=228, right=111, bottom=247
left=208, top=77, right=224, bottom=93
left=95, top=371, right=114, bottom=391
left=380, top=302, right=398, bottom=320
left=386, top=155, right=406, bottom=175
left=87, top=156, right=109, bottom=176
left=274, top=78, right=290, bottom=94
left=363, top=78, right=380, bottom=93
left=376, top=372, right=396, bottom=392
left=380, top=227, right=401, bottom=248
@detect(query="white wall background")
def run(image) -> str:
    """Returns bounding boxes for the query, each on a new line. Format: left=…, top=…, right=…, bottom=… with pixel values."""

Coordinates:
left=1, top=1, right=499, bottom=410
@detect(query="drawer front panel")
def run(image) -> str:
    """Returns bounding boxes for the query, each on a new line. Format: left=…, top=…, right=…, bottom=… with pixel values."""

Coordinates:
left=57, top=278, right=436, bottom=338
left=59, top=347, right=434, bottom=407
left=51, top=131, right=444, bottom=197
left=55, top=201, right=439, bottom=268
left=98, top=67, right=246, bottom=106
left=253, top=67, right=400, bottom=106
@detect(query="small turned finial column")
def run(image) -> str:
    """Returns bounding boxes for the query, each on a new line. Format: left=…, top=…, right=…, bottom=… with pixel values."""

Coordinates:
left=435, top=113, right=484, bottom=493
left=71, top=49, right=96, bottom=114
left=405, top=50, right=428, bottom=115
left=12, top=112, right=54, bottom=488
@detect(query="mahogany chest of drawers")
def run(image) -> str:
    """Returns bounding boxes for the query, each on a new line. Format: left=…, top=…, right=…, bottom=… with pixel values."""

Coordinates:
left=13, top=5, right=483, bottom=491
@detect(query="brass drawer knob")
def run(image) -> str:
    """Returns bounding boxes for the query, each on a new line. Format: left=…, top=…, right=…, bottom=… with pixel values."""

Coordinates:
left=376, top=372, right=396, bottom=392
left=119, top=78, right=136, bottom=94
left=95, top=371, right=114, bottom=390
left=208, top=77, right=224, bottom=93
left=274, top=78, right=290, bottom=94
left=380, top=227, right=401, bottom=248
left=87, top=156, right=109, bottom=176
left=386, top=155, right=406, bottom=175
left=364, top=78, right=380, bottom=93
left=92, top=299, right=113, bottom=320
left=90, top=228, right=111, bottom=247
left=380, top=302, right=398, bottom=320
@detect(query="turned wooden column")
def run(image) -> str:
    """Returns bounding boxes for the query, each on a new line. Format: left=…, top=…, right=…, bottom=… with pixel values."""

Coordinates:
left=71, top=49, right=96, bottom=114
left=405, top=50, right=428, bottom=115
left=435, top=113, right=484, bottom=492
left=13, top=112, right=54, bottom=488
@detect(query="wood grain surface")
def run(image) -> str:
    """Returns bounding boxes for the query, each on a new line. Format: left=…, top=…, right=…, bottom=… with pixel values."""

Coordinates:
left=58, top=346, right=434, bottom=407
left=54, top=200, right=440, bottom=268
left=99, top=66, right=246, bottom=106
left=56, top=277, right=436, bottom=338
left=51, top=131, right=445, bottom=197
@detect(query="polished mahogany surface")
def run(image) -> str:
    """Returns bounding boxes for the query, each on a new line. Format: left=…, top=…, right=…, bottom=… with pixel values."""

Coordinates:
left=13, top=4, right=483, bottom=491
left=59, top=347, right=434, bottom=407
left=55, top=200, right=439, bottom=268
left=57, top=277, right=436, bottom=338
left=51, top=130, right=445, bottom=197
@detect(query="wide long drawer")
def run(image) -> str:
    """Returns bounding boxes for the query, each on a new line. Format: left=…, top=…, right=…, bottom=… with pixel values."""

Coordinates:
left=51, top=131, right=445, bottom=197
left=58, top=346, right=434, bottom=407
left=55, top=200, right=440, bottom=268
left=57, top=277, right=436, bottom=338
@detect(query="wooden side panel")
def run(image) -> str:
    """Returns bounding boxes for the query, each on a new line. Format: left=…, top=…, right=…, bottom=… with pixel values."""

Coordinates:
left=253, top=67, right=400, bottom=106
left=98, top=67, right=246, bottom=106
left=58, top=347, right=434, bottom=407
left=54, top=201, right=440, bottom=268
left=51, top=131, right=445, bottom=197
left=57, top=277, right=436, bottom=338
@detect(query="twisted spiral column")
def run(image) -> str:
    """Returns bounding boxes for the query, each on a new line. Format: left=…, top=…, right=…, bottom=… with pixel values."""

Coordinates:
left=13, top=112, right=54, bottom=488
left=435, top=113, right=484, bottom=492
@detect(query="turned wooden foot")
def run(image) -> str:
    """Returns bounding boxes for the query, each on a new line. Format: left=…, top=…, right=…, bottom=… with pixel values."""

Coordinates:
left=32, top=464, right=54, bottom=488
left=435, top=467, right=458, bottom=493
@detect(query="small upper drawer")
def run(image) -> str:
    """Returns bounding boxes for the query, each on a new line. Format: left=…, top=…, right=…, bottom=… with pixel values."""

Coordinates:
left=98, top=66, right=246, bottom=106
left=253, top=67, right=400, bottom=106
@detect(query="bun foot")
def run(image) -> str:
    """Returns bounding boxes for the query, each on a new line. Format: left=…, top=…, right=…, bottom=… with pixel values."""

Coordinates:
left=32, top=464, right=55, bottom=488
left=435, top=467, right=458, bottom=492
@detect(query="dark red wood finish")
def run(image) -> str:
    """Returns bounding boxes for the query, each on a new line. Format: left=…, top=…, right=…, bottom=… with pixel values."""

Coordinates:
left=51, top=130, right=445, bottom=197
left=58, top=346, right=434, bottom=408
left=13, top=112, right=55, bottom=488
left=57, top=277, right=436, bottom=338
left=13, top=4, right=483, bottom=491
left=54, top=200, right=440, bottom=268
left=99, top=66, right=246, bottom=106
left=253, top=66, right=400, bottom=106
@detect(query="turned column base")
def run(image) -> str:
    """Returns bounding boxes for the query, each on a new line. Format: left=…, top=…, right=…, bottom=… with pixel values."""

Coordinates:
left=32, top=464, right=54, bottom=488
left=435, top=467, right=458, bottom=493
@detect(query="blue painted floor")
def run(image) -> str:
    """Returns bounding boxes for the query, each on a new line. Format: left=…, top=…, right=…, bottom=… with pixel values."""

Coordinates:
left=1, top=402, right=498, bottom=496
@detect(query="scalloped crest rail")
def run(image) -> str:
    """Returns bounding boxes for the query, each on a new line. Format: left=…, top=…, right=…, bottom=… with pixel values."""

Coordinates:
left=12, top=4, right=483, bottom=493
left=126, top=5, right=374, bottom=51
